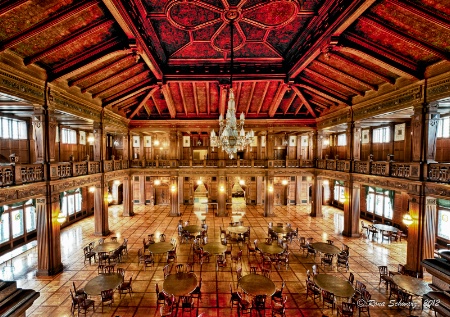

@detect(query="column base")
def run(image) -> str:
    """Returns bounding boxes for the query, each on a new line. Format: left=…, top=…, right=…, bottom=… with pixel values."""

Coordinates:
left=36, top=263, right=64, bottom=276
left=263, top=212, right=275, bottom=217
left=94, top=229, right=110, bottom=236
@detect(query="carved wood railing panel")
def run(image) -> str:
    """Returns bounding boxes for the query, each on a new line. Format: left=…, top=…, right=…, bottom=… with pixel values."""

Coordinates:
left=272, top=160, right=286, bottom=168
left=317, top=159, right=326, bottom=169
left=326, top=159, right=336, bottom=170
left=428, top=163, right=450, bottom=182
left=370, top=162, right=388, bottom=176
left=353, top=161, right=370, bottom=174
left=0, top=165, right=14, bottom=186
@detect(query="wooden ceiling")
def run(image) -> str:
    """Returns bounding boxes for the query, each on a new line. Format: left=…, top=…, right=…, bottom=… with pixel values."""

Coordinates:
left=0, top=0, right=449, bottom=126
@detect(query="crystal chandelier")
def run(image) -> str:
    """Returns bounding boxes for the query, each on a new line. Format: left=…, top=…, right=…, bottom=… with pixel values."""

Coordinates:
left=210, top=19, right=254, bottom=159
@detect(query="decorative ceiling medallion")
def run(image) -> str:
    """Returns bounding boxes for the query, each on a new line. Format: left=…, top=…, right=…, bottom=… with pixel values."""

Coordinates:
left=165, top=0, right=298, bottom=53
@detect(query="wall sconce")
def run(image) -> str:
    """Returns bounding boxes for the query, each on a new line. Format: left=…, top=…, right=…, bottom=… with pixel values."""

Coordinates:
left=113, top=180, right=120, bottom=185
left=268, top=185, right=273, bottom=193
left=154, top=179, right=161, bottom=186
left=281, top=179, right=288, bottom=186
left=89, top=186, right=96, bottom=193
left=403, top=212, right=413, bottom=226
left=219, top=185, right=225, bottom=193
left=197, top=179, right=203, bottom=185
left=239, top=179, right=245, bottom=186
left=57, top=212, right=66, bottom=224
left=87, top=133, right=95, bottom=144
left=154, top=139, right=160, bottom=146
left=171, top=185, right=176, bottom=193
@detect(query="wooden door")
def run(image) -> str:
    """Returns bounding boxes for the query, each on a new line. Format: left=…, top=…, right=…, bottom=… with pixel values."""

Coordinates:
left=155, top=187, right=170, bottom=205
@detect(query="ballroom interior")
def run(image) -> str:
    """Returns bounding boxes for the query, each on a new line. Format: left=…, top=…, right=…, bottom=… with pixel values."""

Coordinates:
left=1, top=0, right=450, bottom=316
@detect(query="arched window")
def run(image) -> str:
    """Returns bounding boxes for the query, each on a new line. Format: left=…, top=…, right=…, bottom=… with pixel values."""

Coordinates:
left=366, top=187, right=393, bottom=219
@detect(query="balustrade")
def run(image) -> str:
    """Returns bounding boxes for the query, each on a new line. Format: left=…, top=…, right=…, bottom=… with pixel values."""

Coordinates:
left=428, top=163, right=450, bottom=182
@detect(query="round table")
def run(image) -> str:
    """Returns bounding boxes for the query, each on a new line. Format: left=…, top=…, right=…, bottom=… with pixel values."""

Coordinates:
left=373, top=224, right=398, bottom=233
left=84, top=273, right=123, bottom=295
left=239, top=274, right=276, bottom=296
left=163, top=272, right=198, bottom=297
left=227, top=226, right=248, bottom=234
left=257, top=243, right=284, bottom=255
left=92, top=242, right=121, bottom=253
left=271, top=226, right=293, bottom=235
left=183, top=225, right=203, bottom=234
left=311, top=242, right=341, bottom=255
left=148, top=242, right=174, bottom=254
left=203, top=242, right=227, bottom=254
left=392, top=274, right=432, bottom=296
left=314, top=274, right=355, bottom=299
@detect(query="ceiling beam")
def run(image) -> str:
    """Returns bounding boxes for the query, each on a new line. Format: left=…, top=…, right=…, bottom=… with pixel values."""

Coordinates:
left=93, top=70, right=150, bottom=98
left=0, top=0, right=101, bottom=51
left=291, top=86, right=317, bottom=118
left=206, top=82, right=210, bottom=116
left=388, top=0, right=450, bottom=32
left=193, top=83, right=199, bottom=116
left=256, top=82, right=270, bottom=115
left=0, top=101, right=31, bottom=107
left=245, top=82, right=256, bottom=115
left=268, top=83, right=288, bottom=117
left=24, top=19, right=114, bottom=66
left=313, top=60, right=378, bottom=91
left=179, top=83, right=188, bottom=117
left=82, top=63, right=142, bottom=93
left=299, top=77, right=350, bottom=102
left=102, top=0, right=163, bottom=80
left=288, top=0, right=377, bottom=79
left=303, top=68, right=364, bottom=96
left=0, top=0, right=28, bottom=16
left=52, top=49, right=132, bottom=82
left=294, top=83, right=347, bottom=105
left=342, top=33, right=420, bottom=78
left=151, top=94, right=162, bottom=116
left=235, top=82, right=243, bottom=113
left=69, top=55, right=133, bottom=87
left=49, top=38, right=123, bottom=81
left=103, top=83, right=157, bottom=107
left=161, top=84, right=176, bottom=118
left=128, top=86, right=159, bottom=119
left=329, top=51, right=396, bottom=85
left=283, top=91, right=296, bottom=115
left=219, top=85, right=227, bottom=117
left=363, top=15, right=450, bottom=61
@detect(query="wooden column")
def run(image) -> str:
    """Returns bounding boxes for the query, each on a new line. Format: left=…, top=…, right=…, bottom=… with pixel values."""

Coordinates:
left=342, top=182, right=360, bottom=237
left=406, top=195, right=436, bottom=275
left=122, top=175, right=134, bottom=216
left=411, top=102, right=439, bottom=164
left=310, top=176, right=323, bottom=217
left=256, top=176, right=264, bottom=205
left=94, top=179, right=110, bottom=236
left=264, top=173, right=274, bottom=217
left=93, top=121, right=106, bottom=163
left=169, top=174, right=179, bottom=216
left=36, top=195, right=63, bottom=276
left=353, top=123, right=361, bottom=161
left=32, top=106, right=57, bottom=164
left=295, top=176, right=301, bottom=205
left=217, top=174, right=227, bottom=216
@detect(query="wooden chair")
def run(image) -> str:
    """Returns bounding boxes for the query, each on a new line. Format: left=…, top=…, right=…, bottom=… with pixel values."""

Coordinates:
left=163, top=264, right=171, bottom=278
left=98, top=238, right=105, bottom=244
left=155, top=283, right=166, bottom=307
left=159, top=233, right=166, bottom=242
left=397, top=289, right=413, bottom=313
left=306, top=280, right=320, bottom=302
left=72, top=281, right=85, bottom=297
left=322, top=289, right=335, bottom=312
left=216, top=254, right=227, bottom=271
left=176, top=263, right=184, bottom=273
left=83, top=246, right=96, bottom=265
left=167, top=247, right=177, bottom=263
left=238, top=296, right=252, bottom=316
left=337, top=302, right=355, bottom=317
left=191, top=277, right=202, bottom=302
left=247, top=242, right=256, bottom=259
left=252, top=294, right=267, bottom=316
left=104, top=264, right=115, bottom=273
left=361, top=221, right=369, bottom=236
left=348, top=272, right=354, bottom=285
left=337, top=253, right=349, bottom=271
left=230, top=283, right=241, bottom=310
left=326, top=239, right=334, bottom=245
left=97, top=251, right=109, bottom=265
left=117, top=268, right=125, bottom=279
left=144, top=252, right=154, bottom=271
left=271, top=296, right=287, bottom=317
left=118, top=277, right=132, bottom=298
left=181, top=295, right=195, bottom=315
left=271, top=280, right=285, bottom=304
left=77, top=296, right=95, bottom=316
left=231, top=250, right=243, bottom=265
left=378, top=265, right=392, bottom=289
left=100, top=288, right=114, bottom=312
left=321, top=253, right=333, bottom=269
left=110, top=236, right=118, bottom=242
left=69, top=289, right=84, bottom=314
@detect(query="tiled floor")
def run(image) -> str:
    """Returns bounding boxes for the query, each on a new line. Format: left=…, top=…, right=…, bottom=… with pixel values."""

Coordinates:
left=2, top=202, right=436, bottom=317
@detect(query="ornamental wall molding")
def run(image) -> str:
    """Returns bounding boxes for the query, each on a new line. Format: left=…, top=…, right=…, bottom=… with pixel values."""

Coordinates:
left=51, top=175, right=102, bottom=192
left=0, top=184, right=47, bottom=205
left=105, top=170, right=129, bottom=181
left=427, top=76, right=450, bottom=101
left=0, top=68, right=44, bottom=104
left=424, top=182, right=450, bottom=199
left=351, top=173, right=422, bottom=195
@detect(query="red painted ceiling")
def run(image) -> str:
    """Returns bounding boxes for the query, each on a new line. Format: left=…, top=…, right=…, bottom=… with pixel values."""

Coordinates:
left=0, top=0, right=449, bottom=124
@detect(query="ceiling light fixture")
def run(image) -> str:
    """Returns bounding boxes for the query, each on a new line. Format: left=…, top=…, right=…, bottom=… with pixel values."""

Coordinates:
left=210, top=17, right=253, bottom=159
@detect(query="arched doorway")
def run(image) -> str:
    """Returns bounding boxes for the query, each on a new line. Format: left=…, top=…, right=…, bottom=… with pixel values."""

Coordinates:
left=155, top=185, right=170, bottom=205
left=194, top=181, right=208, bottom=204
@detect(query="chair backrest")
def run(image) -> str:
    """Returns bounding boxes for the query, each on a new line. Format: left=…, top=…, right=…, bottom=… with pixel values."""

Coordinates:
left=117, top=268, right=125, bottom=277
left=156, top=283, right=160, bottom=294
left=348, top=272, right=354, bottom=284
left=105, top=265, right=115, bottom=273
left=342, top=302, right=355, bottom=313
left=327, top=240, right=334, bottom=245
left=378, top=265, right=388, bottom=275
left=98, top=238, right=105, bottom=244
left=355, top=280, right=366, bottom=293
left=306, top=270, right=311, bottom=280
left=398, top=263, right=405, bottom=274
left=322, top=289, right=334, bottom=300
left=101, top=288, right=114, bottom=299
left=176, top=264, right=184, bottom=272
